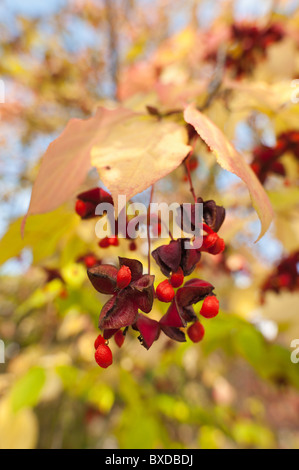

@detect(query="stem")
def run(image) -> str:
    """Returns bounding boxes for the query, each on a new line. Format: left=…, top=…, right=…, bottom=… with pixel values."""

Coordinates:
left=184, top=136, right=198, bottom=203
left=199, top=45, right=226, bottom=112
left=147, top=185, right=155, bottom=274
left=104, top=0, right=119, bottom=100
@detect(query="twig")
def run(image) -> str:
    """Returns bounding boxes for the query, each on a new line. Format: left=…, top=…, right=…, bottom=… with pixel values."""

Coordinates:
left=199, top=45, right=226, bottom=112
left=147, top=185, right=154, bottom=274
left=104, top=0, right=119, bottom=100
left=184, top=136, right=198, bottom=203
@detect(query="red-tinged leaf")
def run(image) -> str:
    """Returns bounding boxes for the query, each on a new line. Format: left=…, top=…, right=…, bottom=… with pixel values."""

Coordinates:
left=103, top=329, right=119, bottom=340
left=131, top=274, right=155, bottom=313
left=135, top=290, right=155, bottom=313
left=99, top=292, right=138, bottom=330
left=118, top=257, right=143, bottom=281
left=77, top=187, right=113, bottom=205
left=184, top=104, right=274, bottom=241
left=198, top=198, right=226, bottom=233
left=151, top=240, right=182, bottom=277
left=131, top=274, right=155, bottom=291
left=160, top=325, right=186, bottom=342
left=159, top=300, right=186, bottom=328
left=180, top=239, right=202, bottom=276
left=181, top=305, right=197, bottom=323
left=22, top=107, right=134, bottom=235
left=87, top=264, right=118, bottom=294
left=176, top=279, right=214, bottom=307
left=135, top=314, right=160, bottom=349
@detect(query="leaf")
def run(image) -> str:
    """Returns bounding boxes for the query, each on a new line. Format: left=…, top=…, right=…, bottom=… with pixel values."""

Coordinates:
left=22, top=107, right=133, bottom=234
left=184, top=104, right=274, bottom=241
left=90, top=112, right=191, bottom=214
left=224, top=79, right=295, bottom=112
left=24, top=107, right=191, bottom=231
left=176, top=279, right=214, bottom=307
left=0, top=207, right=78, bottom=266
left=99, top=293, right=138, bottom=330
left=87, top=264, right=118, bottom=294
left=0, top=399, right=38, bottom=449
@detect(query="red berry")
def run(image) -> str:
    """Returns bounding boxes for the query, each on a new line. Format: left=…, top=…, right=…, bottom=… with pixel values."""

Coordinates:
left=156, top=279, right=175, bottom=303
left=84, top=255, right=98, bottom=268
left=189, top=157, right=198, bottom=171
left=200, top=296, right=219, bottom=318
left=170, top=267, right=184, bottom=288
left=251, top=162, right=260, bottom=175
left=95, top=344, right=113, bottom=368
left=99, top=237, right=110, bottom=248
left=201, top=232, right=218, bottom=251
left=129, top=241, right=137, bottom=251
left=108, top=236, right=119, bottom=246
left=94, top=334, right=106, bottom=350
left=208, top=237, right=225, bottom=255
left=153, top=223, right=162, bottom=237
left=114, top=330, right=125, bottom=348
left=75, top=200, right=87, bottom=217
left=278, top=273, right=291, bottom=288
left=117, top=265, right=132, bottom=289
left=187, top=321, right=205, bottom=342
left=75, top=200, right=94, bottom=218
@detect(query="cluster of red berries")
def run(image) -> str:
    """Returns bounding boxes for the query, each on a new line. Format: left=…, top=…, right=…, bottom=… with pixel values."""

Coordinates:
left=261, top=250, right=299, bottom=303
left=83, top=191, right=225, bottom=368
left=251, top=130, right=299, bottom=184
left=207, top=23, right=284, bottom=77
left=75, top=187, right=113, bottom=219
left=74, top=145, right=226, bottom=369
left=187, top=296, right=219, bottom=342
left=75, top=187, right=137, bottom=251
left=91, top=259, right=221, bottom=368
left=94, top=331, right=125, bottom=368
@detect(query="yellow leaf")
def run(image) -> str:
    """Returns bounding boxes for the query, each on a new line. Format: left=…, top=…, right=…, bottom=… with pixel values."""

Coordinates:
left=0, top=399, right=38, bottom=449
left=0, top=207, right=78, bottom=265
left=91, top=113, right=191, bottom=213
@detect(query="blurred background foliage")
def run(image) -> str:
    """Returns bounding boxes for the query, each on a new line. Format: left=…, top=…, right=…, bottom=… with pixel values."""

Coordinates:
left=0, top=0, right=299, bottom=449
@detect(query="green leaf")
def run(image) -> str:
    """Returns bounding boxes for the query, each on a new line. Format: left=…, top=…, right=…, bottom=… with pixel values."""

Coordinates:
left=0, top=207, right=78, bottom=266
left=10, top=367, right=46, bottom=412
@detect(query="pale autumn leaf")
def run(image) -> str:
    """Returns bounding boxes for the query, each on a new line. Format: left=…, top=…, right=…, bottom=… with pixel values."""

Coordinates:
left=264, top=37, right=296, bottom=80
left=153, top=27, right=197, bottom=67
left=24, top=107, right=190, bottom=233
left=23, top=107, right=134, bottom=234
left=0, top=398, right=38, bottom=449
left=117, top=61, right=157, bottom=101
left=224, top=80, right=295, bottom=112
left=184, top=104, right=274, bottom=241
left=90, top=114, right=191, bottom=213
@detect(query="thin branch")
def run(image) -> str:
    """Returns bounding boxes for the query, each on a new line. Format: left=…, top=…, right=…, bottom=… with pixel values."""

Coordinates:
left=147, top=185, right=154, bottom=274
left=184, top=136, right=198, bottom=203
left=104, top=0, right=119, bottom=100
left=199, top=45, right=226, bottom=112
